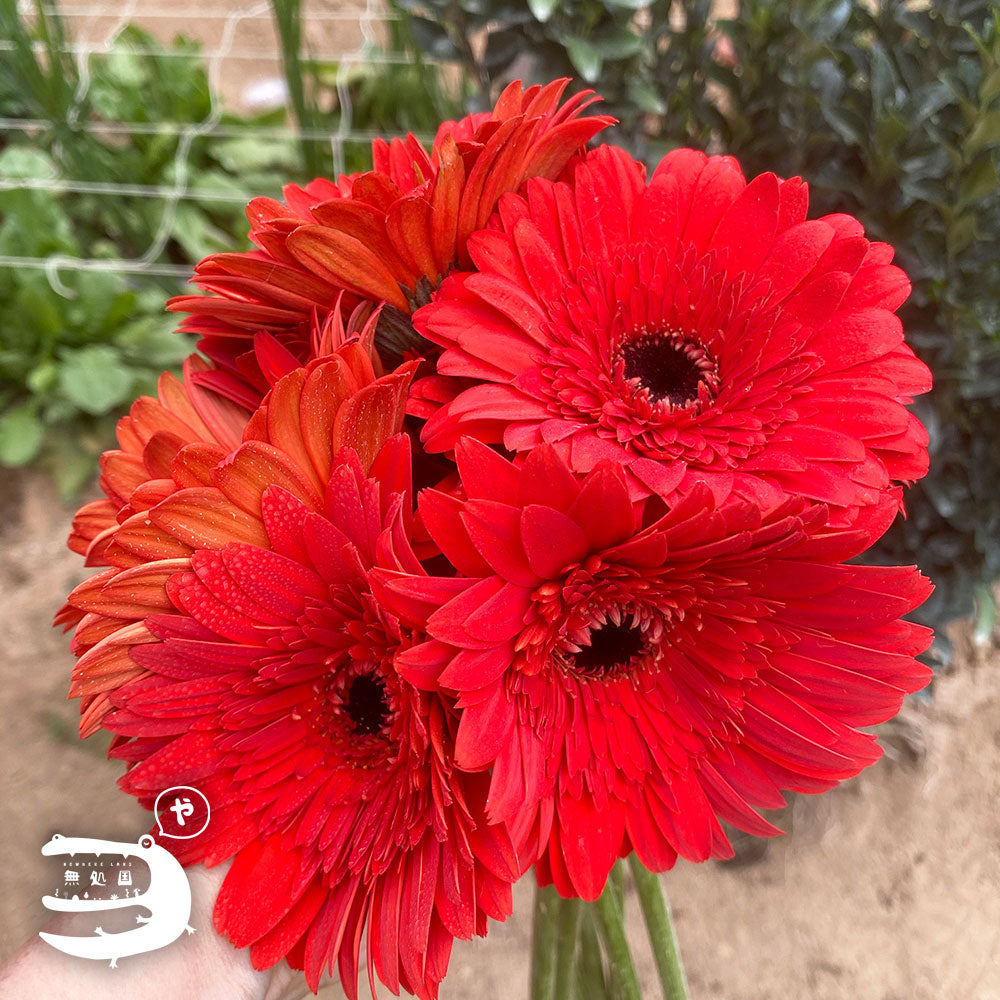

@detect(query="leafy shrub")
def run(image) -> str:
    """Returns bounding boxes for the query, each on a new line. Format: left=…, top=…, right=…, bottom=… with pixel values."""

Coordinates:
left=272, top=0, right=466, bottom=177
left=0, top=150, right=190, bottom=496
left=708, top=0, right=1000, bottom=634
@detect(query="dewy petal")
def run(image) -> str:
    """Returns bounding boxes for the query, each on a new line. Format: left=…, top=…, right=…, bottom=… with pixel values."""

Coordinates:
left=387, top=443, right=932, bottom=900
left=417, top=144, right=930, bottom=522
left=59, top=317, right=508, bottom=998
left=64, top=437, right=517, bottom=999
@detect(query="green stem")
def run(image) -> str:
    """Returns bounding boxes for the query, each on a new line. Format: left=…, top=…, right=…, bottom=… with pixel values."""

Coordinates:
left=592, top=873, right=642, bottom=1000
left=575, top=909, right=608, bottom=1000
left=531, top=884, right=561, bottom=1000
left=270, top=0, right=325, bottom=178
left=628, top=856, right=691, bottom=1000
left=553, top=896, right=583, bottom=1000
left=609, top=862, right=626, bottom=909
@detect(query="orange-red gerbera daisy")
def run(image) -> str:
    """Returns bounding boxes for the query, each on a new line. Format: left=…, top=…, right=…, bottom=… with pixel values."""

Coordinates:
left=373, top=440, right=932, bottom=900
left=415, top=145, right=931, bottom=522
left=58, top=322, right=415, bottom=738
left=61, top=302, right=382, bottom=579
left=168, top=79, right=612, bottom=381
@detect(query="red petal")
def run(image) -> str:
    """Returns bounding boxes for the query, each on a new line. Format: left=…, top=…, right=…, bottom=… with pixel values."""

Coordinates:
left=519, top=505, right=589, bottom=579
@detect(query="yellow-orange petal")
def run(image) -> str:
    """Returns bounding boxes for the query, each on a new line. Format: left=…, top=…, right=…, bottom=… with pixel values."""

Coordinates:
left=99, top=451, right=149, bottom=508
left=113, top=511, right=195, bottom=561
left=386, top=195, right=438, bottom=284
left=310, top=199, right=420, bottom=290
left=298, top=360, right=357, bottom=483
left=262, top=370, right=323, bottom=497
left=171, top=442, right=229, bottom=489
left=430, top=135, right=465, bottom=275
left=68, top=498, right=118, bottom=556
left=332, top=365, right=416, bottom=472
left=70, top=611, right=127, bottom=651
left=70, top=559, right=188, bottom=619
left=69, top=621, right=156, bottom=698
left=212, top=441, right=323, bottom=518
left=285, top=226, right=410, bottom=312
left=149, top=487, right=272, bottom=550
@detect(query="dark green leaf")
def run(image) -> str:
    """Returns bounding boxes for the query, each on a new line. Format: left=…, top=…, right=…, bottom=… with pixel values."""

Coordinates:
left=408, top=16, right=459, bottom=59
left=967, top=109, right=1000, bottom=152
left=564, top=37, right=603, bottom=84
left=527, top=0, right=559, bottom=22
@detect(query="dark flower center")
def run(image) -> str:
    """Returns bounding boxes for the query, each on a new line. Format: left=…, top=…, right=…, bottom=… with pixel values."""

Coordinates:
left=571, top=620, right=648, bottom=677
left=345, top=673, right=391, bottom=736
left=376, top=278, right=436, bottom=365
left=619, top=331, right=717, bottom=407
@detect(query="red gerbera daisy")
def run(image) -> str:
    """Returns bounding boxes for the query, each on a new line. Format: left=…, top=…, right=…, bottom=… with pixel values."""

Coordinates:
left=373, top=440, right=932, bottom=900
left=61, top=370, right=517, bottom=997
left=59, top=329, right=415, bottom=737
left=415, top=145, right=931, bottom=520
left=168, top=79, right=612, bottom=382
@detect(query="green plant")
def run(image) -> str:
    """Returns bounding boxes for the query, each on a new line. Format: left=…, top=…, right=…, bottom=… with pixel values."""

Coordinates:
left=392, top=0, right=727, bottom=154
left=272, top=6, right=466, bottom=176
left=0, top=150, right=192, bottom=497
left=0, top=2, right=302, bottom=495
left=272, top=0, right=328, bottom=177
left=714, top=0, right=1000, bottom=637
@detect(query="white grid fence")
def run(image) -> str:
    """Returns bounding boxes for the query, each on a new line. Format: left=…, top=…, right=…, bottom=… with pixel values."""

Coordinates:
left=2, top=0, right=400, bottom=294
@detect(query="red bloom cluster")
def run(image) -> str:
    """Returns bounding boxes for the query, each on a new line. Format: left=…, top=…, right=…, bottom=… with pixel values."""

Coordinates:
left=59, top=80, right=933, bottom=998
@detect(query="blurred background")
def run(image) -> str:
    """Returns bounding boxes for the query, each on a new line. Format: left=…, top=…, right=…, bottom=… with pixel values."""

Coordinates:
left=1, top=1, right=999, bottom=997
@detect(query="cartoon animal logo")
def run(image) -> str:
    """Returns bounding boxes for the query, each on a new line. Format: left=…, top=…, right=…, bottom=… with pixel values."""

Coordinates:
left=39, top=834, right=194, bottom=967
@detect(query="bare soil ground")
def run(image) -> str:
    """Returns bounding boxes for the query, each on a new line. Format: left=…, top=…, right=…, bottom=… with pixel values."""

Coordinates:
left=1, top=467, right=998, bottom=999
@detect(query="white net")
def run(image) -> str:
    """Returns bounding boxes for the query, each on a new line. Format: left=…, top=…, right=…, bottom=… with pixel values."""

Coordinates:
left=2, top=0, right=409, bottom=294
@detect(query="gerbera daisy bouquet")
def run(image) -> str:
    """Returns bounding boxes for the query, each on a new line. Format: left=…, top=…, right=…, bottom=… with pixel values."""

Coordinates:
left=58, top=79, right=933, bottom=999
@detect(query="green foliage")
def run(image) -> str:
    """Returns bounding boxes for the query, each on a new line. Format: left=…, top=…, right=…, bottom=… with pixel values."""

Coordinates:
left=272, top=0, right=328, bottom=177
left=0, top=2, right=300, bottom=497
left=714, top=0, right=1000, bottom=633
left=0, top=156, right=190, bottom=497
left=391, top=0, right=1000, bottom=632
left=4, top=15, right=301, bottom=270
left=390, top=0, right=727, bottom=153
left=274, top=11, right=467, bottom=176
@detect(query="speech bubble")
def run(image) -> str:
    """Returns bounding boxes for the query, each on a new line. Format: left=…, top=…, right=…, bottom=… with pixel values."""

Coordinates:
left=153, top=787, right=210, bottom=840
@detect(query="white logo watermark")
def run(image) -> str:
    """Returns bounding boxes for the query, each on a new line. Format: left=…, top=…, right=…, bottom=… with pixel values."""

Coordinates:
left=153, top=787, right=211, bottom=840
left=38, top=787, right=210, bottom=967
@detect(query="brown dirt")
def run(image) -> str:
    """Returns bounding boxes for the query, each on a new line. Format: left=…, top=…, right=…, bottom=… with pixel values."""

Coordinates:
left=0, top=467, right=997, bottom=999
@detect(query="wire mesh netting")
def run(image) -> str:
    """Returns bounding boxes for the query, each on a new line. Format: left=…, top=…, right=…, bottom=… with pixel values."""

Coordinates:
left=2, top=1, right=411, bottom=292
left=0, top=0, right=466, bottom=492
